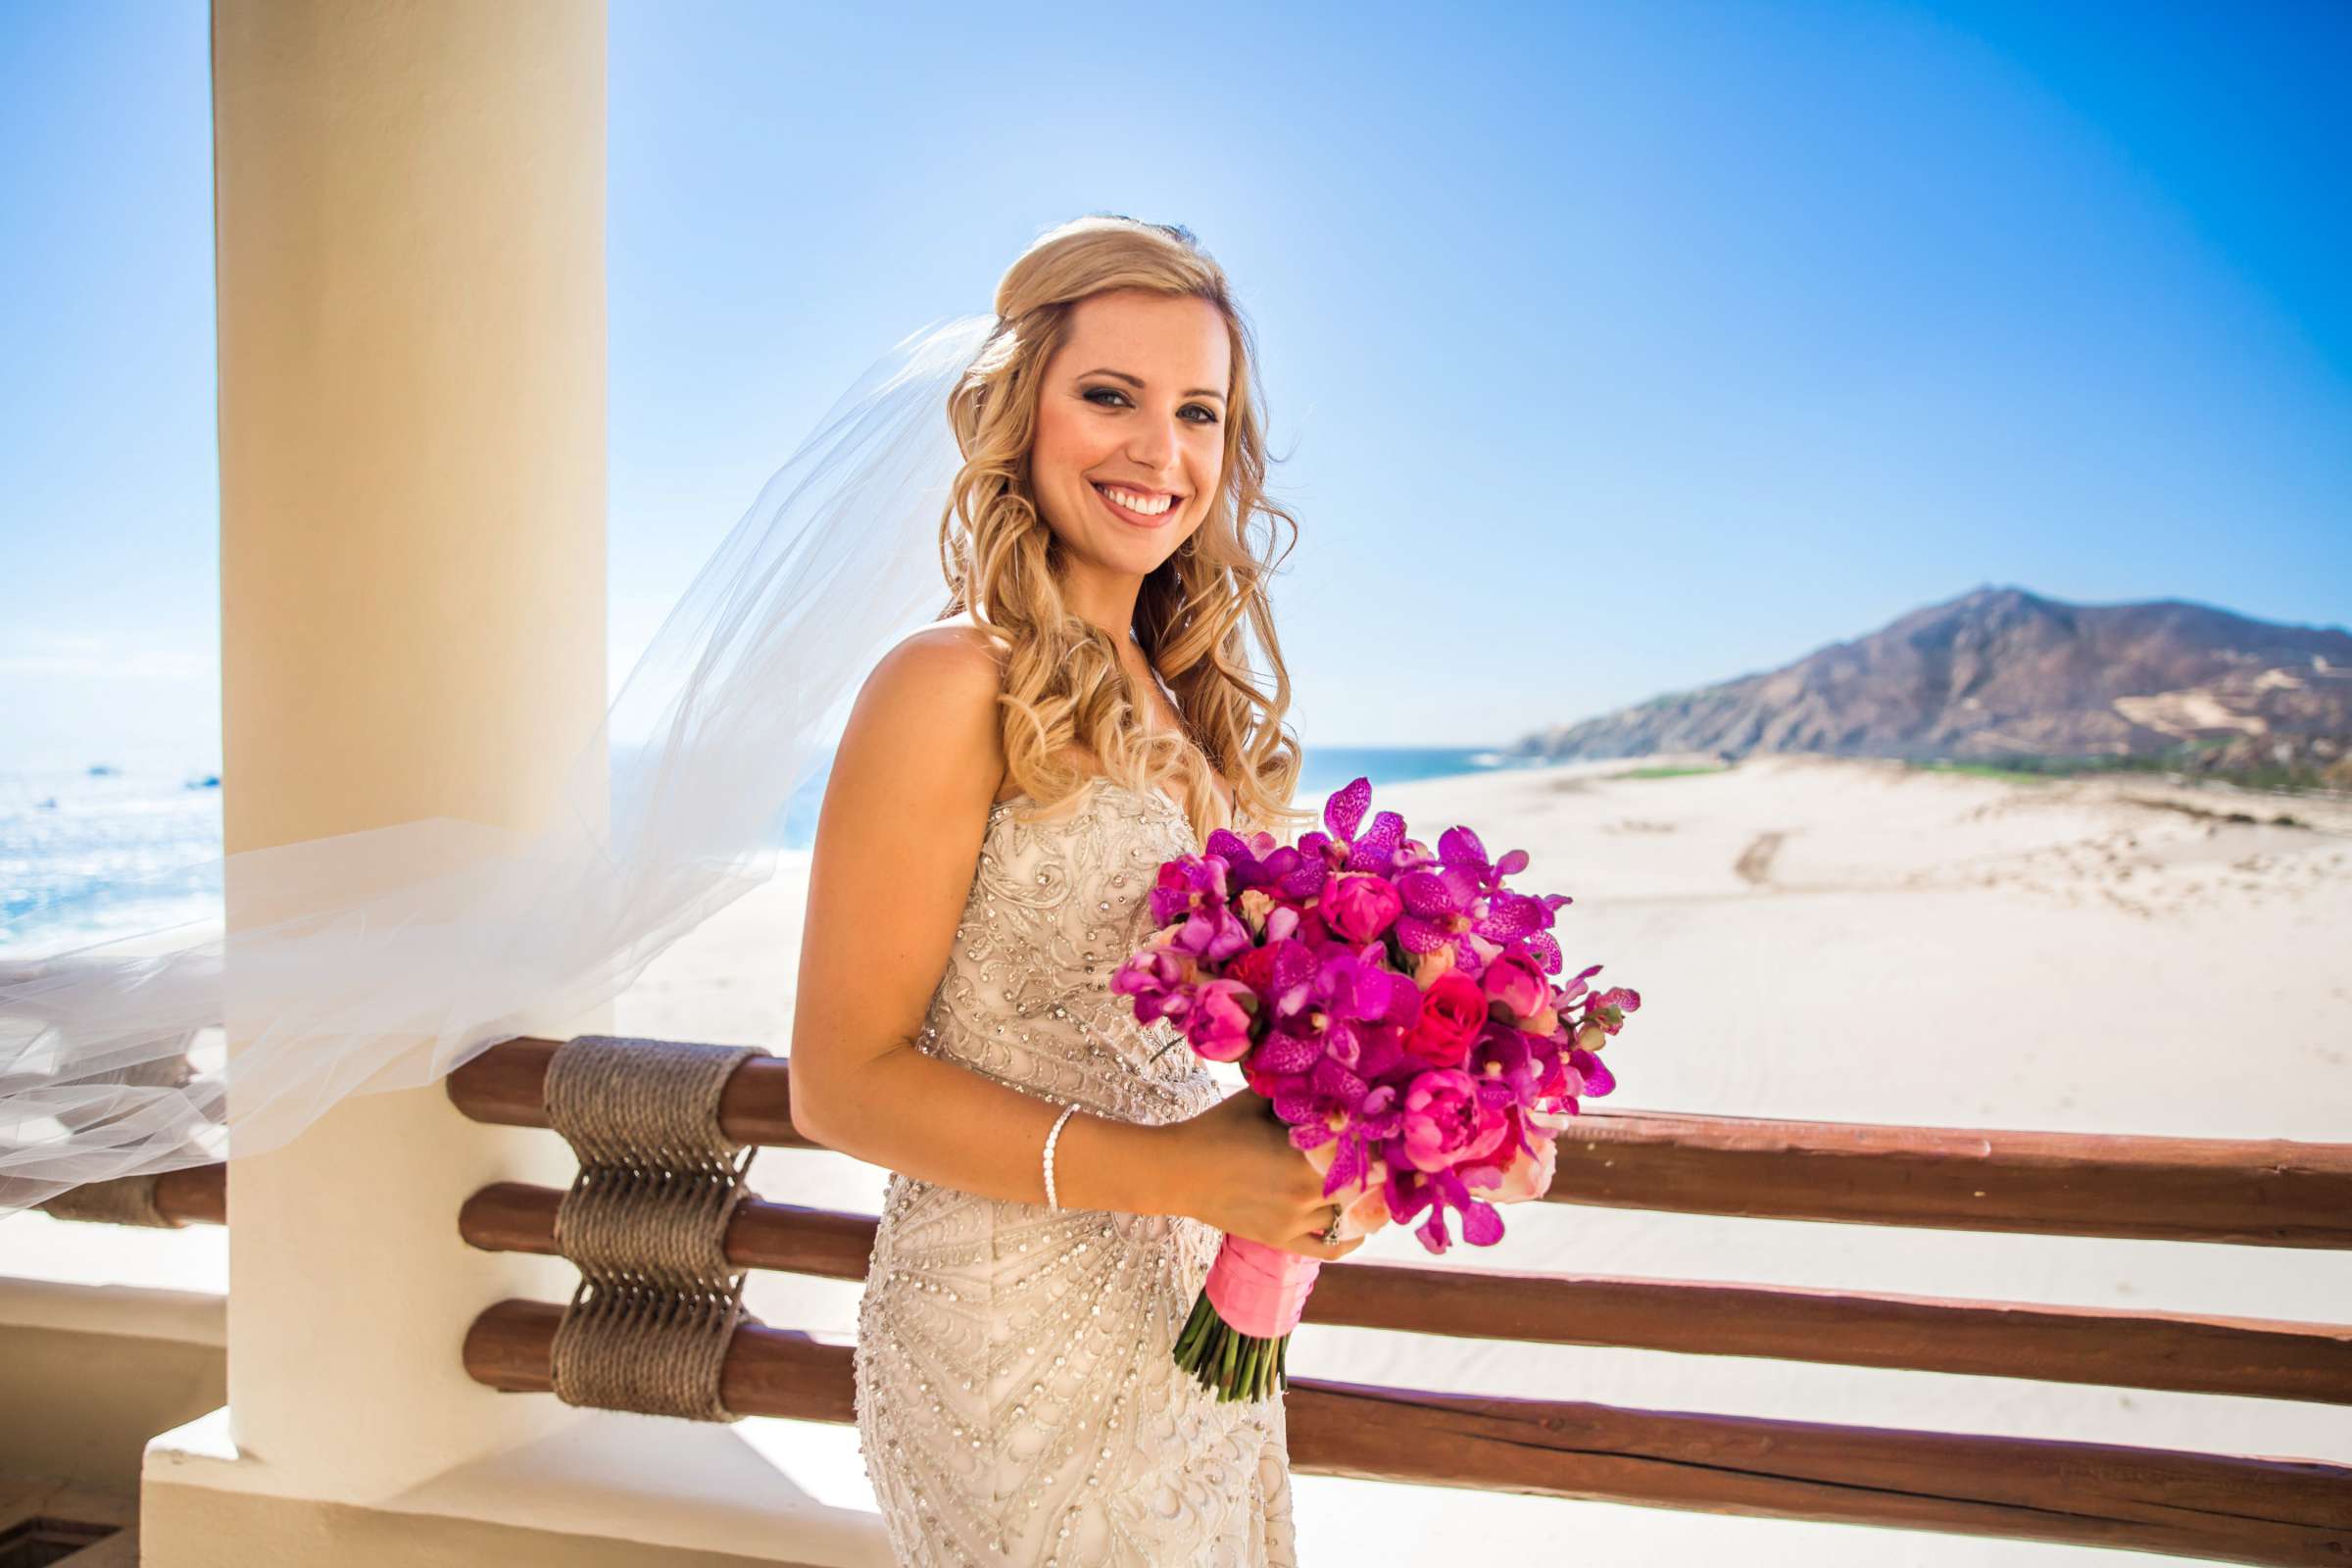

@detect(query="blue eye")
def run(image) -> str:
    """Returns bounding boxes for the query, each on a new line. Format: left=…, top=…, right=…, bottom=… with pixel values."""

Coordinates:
left=1083, top=386, right=1218, bottom=425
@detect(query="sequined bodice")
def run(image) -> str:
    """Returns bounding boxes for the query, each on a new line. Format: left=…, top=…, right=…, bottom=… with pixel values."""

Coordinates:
left=909, top=779, right=1228, bottom=1128
left=853, top=778, right=1299, bottom=1567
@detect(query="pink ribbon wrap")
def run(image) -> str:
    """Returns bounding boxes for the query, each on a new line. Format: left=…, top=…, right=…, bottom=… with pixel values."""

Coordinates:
left=1201, top=1232, right=1324, bottom=1339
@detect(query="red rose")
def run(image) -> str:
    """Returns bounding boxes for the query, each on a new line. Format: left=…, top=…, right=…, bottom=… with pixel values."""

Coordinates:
left=1225, top=943, right=1280, bottom=997
left=1242, top=1062, right=1286, bottom=1100
left=1403, top=970, right=1486, bottom=1069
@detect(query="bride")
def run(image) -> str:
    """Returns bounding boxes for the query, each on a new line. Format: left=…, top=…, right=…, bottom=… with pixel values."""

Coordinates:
left=0, top=212, right=1357, bottom=1565
left=791, top=216, right=1364, bottom=1565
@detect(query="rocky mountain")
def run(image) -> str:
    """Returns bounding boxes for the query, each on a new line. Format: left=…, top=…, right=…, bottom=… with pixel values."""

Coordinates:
left=1509, top=586, right=2352, bottom=786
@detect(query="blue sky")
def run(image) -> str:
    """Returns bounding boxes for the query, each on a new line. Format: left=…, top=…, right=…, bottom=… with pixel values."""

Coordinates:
left=2, top=0, right=2345, bottom=769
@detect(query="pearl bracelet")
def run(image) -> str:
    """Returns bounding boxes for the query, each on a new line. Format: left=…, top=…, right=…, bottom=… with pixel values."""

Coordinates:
left=1042, top=1102, right=1079, bottom=1211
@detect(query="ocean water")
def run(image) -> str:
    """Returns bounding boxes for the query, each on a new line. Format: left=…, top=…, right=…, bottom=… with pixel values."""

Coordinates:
left=1, top=745, right=1530, bottom=955
left=0, top=765, right=226, bottom=956
left=756, top=743, right=1522, bottom=858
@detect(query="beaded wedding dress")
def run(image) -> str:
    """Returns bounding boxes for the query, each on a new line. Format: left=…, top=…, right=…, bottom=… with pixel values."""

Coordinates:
left=852, top=776, right=1300, bottom=1567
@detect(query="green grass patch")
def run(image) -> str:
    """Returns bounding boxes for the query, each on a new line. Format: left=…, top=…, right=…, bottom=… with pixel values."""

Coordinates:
left=1908, top=760, right=2062, bottom=785
left=1609, top=763, right=1729, bottom=781
left=1904, top=752, right=2341, bottom=795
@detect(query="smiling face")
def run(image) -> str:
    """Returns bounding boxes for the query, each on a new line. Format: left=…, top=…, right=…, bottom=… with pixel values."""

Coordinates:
left=1029, top=288, right=1232, bottom=582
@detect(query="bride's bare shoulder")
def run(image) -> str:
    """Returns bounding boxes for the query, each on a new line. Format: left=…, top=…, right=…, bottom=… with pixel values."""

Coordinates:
left=858, top=622, right=1005, bottom=745
left=858, top=614, right=1009, bottom=719
left=830, top=615, right=1008, bottom=832
left=879, top=612, right=1013, bottom=675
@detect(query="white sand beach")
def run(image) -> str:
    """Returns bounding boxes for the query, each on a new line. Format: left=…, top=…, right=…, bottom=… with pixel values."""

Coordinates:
left=12, top=754, right=2349, bottom=1563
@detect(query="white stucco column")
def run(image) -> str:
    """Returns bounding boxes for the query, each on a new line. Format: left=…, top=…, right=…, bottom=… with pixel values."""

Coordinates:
left=207, top=0, right=606, bottom=1504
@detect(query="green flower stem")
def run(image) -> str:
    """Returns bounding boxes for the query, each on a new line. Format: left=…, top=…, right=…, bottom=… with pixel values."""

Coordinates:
left=1169, top=1286, right=1298, bottom=1403
left=1175, top=1293, right=1212, bottom=1364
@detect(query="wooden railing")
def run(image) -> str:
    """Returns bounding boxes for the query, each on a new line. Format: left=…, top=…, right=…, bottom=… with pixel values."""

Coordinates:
left=1544, top=1108, right=2352, bottom=1247
left=463, top=1298, right=2351, bottom=1565
left=443, top=1036, right=2352, bottom=1247
left=34, top=1035, right=2351, bottom=1560
left=23, top=1161, right=224, bottom=1228
left=443, top=1036, right=2352, bottom=1564
left=453, top=1180, right=2352, bottom=1405
left=142, top=1164, right=223, bottom=1226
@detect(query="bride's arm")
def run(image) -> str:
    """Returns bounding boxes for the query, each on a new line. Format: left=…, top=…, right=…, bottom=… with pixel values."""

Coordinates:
left=787, top=624, right=1191, bottom=1219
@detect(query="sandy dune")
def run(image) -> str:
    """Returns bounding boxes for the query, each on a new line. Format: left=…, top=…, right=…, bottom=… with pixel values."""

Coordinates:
left=12, top=755, right=2348, bottom=1563
left=622, top=753, right=2352, bottom=1564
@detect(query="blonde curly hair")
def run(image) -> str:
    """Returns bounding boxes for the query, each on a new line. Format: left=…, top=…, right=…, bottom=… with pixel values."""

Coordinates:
left=935, top=215, right=1313, bottom=847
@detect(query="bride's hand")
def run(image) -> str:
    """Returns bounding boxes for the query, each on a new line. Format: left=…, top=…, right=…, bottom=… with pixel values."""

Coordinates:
left=1167, top=1088, right=1368, bottom=1261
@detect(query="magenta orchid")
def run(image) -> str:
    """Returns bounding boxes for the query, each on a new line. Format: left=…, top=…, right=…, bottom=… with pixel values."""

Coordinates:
left=1109, top=942, right=1195, bottom=1026
left=1199, top=825, right=1309, bottom=901
left=1283, top=776, right=1410, bottom=901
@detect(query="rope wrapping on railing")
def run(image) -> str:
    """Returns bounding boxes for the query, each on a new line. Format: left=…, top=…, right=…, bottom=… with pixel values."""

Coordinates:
left=540, top=1034, right=768, bottom=1423
left=33, top=1052, right=205, bottom=1226
left=53, top=1048, right=200, bottom=1128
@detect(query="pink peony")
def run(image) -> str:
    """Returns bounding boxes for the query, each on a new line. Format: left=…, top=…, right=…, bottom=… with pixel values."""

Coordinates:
left=1184, top=978, right=1257, bottom=1063
left=1322, top=872, right=1404, bottom=945
left=1481, top=953, right=1548, bottom=1022
left=1398, top=1067, right=1511, bottom=1173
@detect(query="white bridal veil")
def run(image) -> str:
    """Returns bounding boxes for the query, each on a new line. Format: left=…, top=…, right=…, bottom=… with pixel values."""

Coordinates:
left=0, top=311, right=999, bottom=1215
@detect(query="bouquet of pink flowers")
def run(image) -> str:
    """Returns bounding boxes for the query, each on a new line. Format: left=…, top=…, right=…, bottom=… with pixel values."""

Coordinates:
left=1112, top=775, right=1640, bottom=1403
